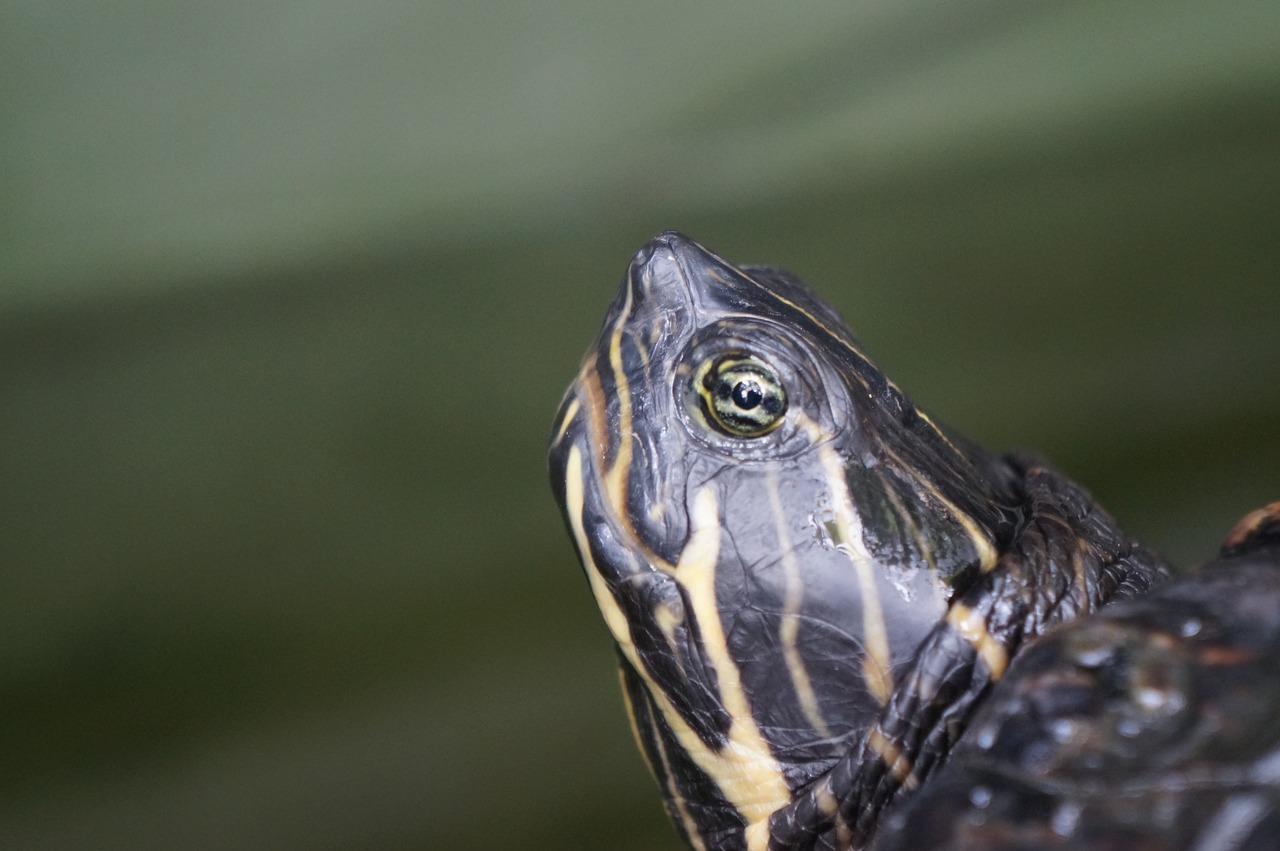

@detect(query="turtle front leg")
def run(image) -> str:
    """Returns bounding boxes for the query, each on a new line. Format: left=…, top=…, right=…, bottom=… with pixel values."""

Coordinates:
left=870, top=502, right=1280, bottom=851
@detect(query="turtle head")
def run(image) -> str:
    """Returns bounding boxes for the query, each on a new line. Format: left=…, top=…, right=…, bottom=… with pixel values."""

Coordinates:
left=548, top=232, right=1013, bottom=849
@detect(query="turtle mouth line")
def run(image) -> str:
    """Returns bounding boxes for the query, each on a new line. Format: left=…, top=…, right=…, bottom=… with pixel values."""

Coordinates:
left=552, top=379, right=665, bottom=586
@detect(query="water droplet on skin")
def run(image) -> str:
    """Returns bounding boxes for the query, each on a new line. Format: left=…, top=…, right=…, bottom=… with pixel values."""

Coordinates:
left=808, top=501, right=838, bottom=550
left=1050, top=802, right=1082, bottom=837
left=1180, top=618, right=1202, bottom=638
left=884, top=560, right=919, bottom=603
left=1048, top=718, right=1077, bottom=743
left=976, top=726, right=997, bottom=749
left=1135, top=685, right=1186, bottom=714
left=1071, top=641, right=1115, bottom=668
left=1117, top=717, right=1143, bottom=738
left=969, top=785, right=993, bottom=809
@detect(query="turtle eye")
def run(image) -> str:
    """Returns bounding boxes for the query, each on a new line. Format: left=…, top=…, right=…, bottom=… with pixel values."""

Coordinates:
left=697, top=354, right=787, bottom=437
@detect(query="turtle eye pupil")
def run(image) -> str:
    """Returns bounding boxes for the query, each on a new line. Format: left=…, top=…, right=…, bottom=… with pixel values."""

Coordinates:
left=732, top=380, right=762, bottom=410
left=694, top=354, right=788, bottom=438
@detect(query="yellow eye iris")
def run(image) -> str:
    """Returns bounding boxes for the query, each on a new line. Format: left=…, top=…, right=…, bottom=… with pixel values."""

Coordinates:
left=696, top=355, right=787, bottom=437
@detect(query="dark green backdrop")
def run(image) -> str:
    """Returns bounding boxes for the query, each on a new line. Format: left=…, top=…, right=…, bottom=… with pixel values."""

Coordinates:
left=3, top=4, right=1278, bottom=849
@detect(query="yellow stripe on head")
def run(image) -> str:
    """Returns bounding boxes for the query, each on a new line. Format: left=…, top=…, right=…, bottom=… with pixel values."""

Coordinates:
left=566, top=445, right=789, bottom=850
left=793, top=411, right=894, bottom=705
left=767, top=471, right=834, bottom=740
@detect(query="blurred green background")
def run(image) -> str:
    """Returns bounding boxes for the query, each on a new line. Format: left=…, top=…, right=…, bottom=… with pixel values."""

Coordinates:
left=3, top=3, right=1279, bottom=849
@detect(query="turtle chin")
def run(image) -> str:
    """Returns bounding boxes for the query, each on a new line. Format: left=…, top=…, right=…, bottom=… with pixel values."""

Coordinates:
left=560, top=432, right=730, bottom=730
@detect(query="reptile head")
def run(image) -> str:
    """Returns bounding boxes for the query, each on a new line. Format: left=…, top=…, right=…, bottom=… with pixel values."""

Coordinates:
left=548, top=232, right=1015, bottom=849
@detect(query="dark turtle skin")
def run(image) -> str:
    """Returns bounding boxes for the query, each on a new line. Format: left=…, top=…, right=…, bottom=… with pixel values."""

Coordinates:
left=547, top=232, right=1276, bottom=850
left=874, top=508, right=1280, bottom=851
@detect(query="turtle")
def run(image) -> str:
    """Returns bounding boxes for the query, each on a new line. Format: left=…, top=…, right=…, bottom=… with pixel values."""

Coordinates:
left=547, top=231, right=1280, bottom=851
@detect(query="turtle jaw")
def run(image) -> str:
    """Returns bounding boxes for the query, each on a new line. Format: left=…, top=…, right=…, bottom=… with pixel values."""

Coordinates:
left=551, top=232, right=750, bottom=574
left=547, top=233, right=742, bottom=728
left=546, top=234, right=718, bottom=737
left=550, top=234, right=815, bottom=847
